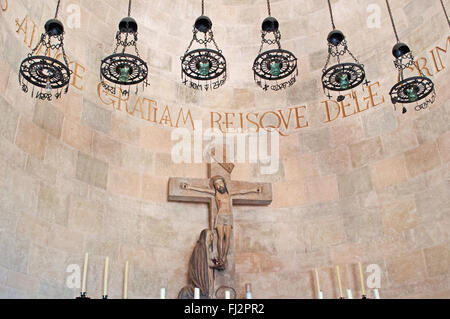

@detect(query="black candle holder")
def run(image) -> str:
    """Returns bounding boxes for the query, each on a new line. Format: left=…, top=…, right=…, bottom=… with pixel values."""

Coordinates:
left=102, top=295, right=108, bottom=299
left=76, top=292, right=90, bottom=299
left=362, top=295, right=368, bottom=299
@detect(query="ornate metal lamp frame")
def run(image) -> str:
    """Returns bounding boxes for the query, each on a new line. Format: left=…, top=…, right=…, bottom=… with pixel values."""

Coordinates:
left=321, top=0, right=369, bottom=102
left=181, top=0, right=227, bottom=91
left=19, top=0, right=71, bottom=101
left=100, top=0, right=148, bottom=96
left=386, top=0, right=435, bottom=114
left=253, top=1, right=298, bottom=91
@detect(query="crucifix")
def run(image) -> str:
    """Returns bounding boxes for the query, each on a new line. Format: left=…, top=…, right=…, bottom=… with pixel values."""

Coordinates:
left=168, top=148, right=272, bottom=298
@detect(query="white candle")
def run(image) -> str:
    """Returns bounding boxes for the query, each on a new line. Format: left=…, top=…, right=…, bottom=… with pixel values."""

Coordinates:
left=347, top=289, right=353, bottom=299
left=358, top=262, right=366, bottom=296
left=123, top=261, right=129, bottom=299
left=318, top=291, right=324, bottom=299
left=314, top=268, right=321, bottom=294
left=336, top=265, right=343, bottom=298
left=374, top=289, right=380, bottom=299
left=81, top=253, right=88, bottom=294
left=194, top=287, right=200, bottom=299
left=103, top=257, right=109, bottom=297
left=245, top=284, right=253, bottom=299
left=225, top=290, right=231, bottom=299
left=160, top=288, right=166, bottom=299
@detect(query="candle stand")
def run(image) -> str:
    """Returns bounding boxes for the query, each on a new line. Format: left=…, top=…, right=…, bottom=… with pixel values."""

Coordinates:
left=76, top=292, right=90, bottom=299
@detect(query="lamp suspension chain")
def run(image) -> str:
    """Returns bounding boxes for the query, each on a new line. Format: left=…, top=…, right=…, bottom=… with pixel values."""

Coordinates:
left=267, top=0, right=271, bottom=16
left=54, top=0, right=61, bottom=19
left=202, top=0, right=205, bottom=15
left=385, top=0, right=400, bottom=43
left=441, top=0, right=450, bottom=28
left=327, top=0, right=336, bottom=30
left=128, top=0, right=132, bottom=17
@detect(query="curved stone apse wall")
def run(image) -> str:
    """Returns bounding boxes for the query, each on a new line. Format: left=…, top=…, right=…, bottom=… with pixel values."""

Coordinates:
left=0, top=0, right=448, bottom=298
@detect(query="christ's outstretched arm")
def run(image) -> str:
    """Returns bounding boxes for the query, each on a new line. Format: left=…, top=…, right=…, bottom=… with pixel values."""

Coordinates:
left=180, top=183, right=215, bottom=196
left=231, top=186, right=263, bottom=197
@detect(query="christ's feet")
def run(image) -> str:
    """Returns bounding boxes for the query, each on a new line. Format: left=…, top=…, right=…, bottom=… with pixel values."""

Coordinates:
left=213, top=259, right=226, bottom=271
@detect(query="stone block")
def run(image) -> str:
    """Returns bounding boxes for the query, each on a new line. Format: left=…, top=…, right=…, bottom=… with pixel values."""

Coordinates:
left=405, top=142, right=441, bottom=177
left=68, top=196, right=104, bottom=235
left=15, top=118, right=47, bottom=160
left=299, top=127, right=331, bottom=153
left=414, top=106, right=449, bottom=144
left=337, top=167, right=373, bottom=199
left=141, top=175, right=169, bottom=203
left=0, top=231, right=30, bottom=273
left=424, top=245, right=449, bottom=277
left=107, top=166, right=141, bottom=198
left=371, top=154, right=408, bottom=190
left=37, top=185, right=69, bottom=225
left=0, top=96, right=19, bottom=142
left=61, top=120, right=93, bottom=154
left=76, top=152, right=109, bottom=189
left=437, top=132, right=450, bottom=163
left=81, top=100, right=111, bottom=134
left=318, top=146, right=352, bottom=175
left=306, top=175, right=339, bottom=205
left=362, top=106, right=397, bottom=138
left=33, top=101, right=64, bottom=138
left=387, top=251, right=427, bottom=285
left=349, top=137, right=384, bottom=168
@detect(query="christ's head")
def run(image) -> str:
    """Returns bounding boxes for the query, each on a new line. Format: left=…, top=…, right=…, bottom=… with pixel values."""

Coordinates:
left=211, top=176, right=228, bottom=195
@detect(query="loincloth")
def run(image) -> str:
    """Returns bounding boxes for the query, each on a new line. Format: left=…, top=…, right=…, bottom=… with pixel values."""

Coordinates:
left=216, top=214, right=233, bottom=227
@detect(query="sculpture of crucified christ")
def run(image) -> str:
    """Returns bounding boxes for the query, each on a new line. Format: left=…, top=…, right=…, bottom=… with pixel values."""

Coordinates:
left=181, top=176, right=262, bottom=270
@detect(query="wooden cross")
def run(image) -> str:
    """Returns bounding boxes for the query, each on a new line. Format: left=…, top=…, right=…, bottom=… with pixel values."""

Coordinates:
left=168, top=151, right=272, bottom=297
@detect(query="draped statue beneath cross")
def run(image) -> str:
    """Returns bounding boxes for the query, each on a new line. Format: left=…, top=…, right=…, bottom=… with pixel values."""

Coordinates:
left=178, top=229, right=217, bottom=299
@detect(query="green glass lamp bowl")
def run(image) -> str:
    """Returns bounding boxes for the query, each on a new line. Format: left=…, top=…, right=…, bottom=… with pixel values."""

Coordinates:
left=270, top=62, right=281, bottom=76
left=118, top=65, right=131, bottom=83
left=338, top=73, right=349, bottom=89
left=199, top=61, right=210, bottom=76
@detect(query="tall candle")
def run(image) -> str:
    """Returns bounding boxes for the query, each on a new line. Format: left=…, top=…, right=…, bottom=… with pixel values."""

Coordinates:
left=225, top=290, right=231, bottom=299
left=160, top=288, right=166, bottom=299
left=358, top=262, right=366, bottom=296
left=194, top=287, right=200, bottom=299
left=336, top=266, right=343, bottom=298
left=103, top=257, right=109, bottom=297
left=374, top=289, right=380, bottom=299
left=123, top=261, right=129, bottom=299
left=81, top=253, right=89, bottom=293
left=347, top=288, right=353, bottom=299
left=314, top=268, right=321, bottom=293
left=245, top=284, right=253, bottom=299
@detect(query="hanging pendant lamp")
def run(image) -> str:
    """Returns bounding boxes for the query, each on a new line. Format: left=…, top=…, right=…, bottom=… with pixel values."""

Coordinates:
left=252, top=0, right=298, bottom=91
left=386, top=0, right=436, bottom=114
left=181, top=0, right=227, bottom=91
left=100, top=0, right=149, bottom=96
left=321, top=0, right=369, bottom=102
left=19, top=0, right=71, bottom=101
